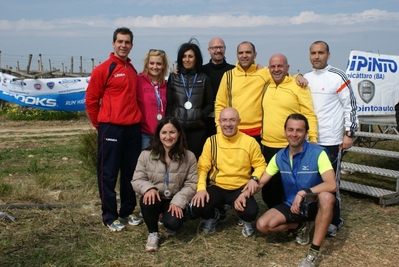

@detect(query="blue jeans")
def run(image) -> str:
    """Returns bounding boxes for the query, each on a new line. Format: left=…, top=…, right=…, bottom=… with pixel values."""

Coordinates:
left=141, top=133, right=152, bottom=150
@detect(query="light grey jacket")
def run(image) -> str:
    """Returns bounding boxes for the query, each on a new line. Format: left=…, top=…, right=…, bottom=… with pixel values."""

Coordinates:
left=132, top=149, right=198, bottom=209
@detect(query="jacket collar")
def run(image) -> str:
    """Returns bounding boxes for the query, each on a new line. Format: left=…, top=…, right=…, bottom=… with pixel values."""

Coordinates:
left=220, top=130, right=243, bottom=143
left=312, top=64, right=331, bottom=74
left=109, top=52, right=131, bottom=64
left=235, top=62, right=257, bottom=73
left=207, top=58, right=229, bottom=70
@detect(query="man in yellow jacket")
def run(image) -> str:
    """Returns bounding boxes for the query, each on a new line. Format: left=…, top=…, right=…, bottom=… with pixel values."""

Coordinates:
left=215, top=42, right=308, bottom=143
left=261, top=54, right=318, bottom=209
left=191, top=107, right=266, bottom=237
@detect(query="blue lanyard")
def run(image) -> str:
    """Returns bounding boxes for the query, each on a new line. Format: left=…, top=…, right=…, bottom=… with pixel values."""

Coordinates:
left=151, top=82, right=163, bottom=112
left=165, top=164, right=170, bottom=187
left=180, top=73, right=197, bottom=101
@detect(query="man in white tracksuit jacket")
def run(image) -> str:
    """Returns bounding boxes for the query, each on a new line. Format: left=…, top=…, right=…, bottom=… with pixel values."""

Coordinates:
left=304, top=40, right=358, bottom=237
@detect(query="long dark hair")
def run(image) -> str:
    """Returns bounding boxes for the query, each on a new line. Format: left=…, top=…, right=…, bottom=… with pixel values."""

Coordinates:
left=146, top=116, right=188, bottom=163
left=176, top=37, right=203, bottom=72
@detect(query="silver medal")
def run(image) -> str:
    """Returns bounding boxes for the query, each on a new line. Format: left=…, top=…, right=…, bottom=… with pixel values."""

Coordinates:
left=184, top=101, right=192, bottom=110
left=164, top=189, right=171, bottom=197
left=156, top=113, right=163, bottom=121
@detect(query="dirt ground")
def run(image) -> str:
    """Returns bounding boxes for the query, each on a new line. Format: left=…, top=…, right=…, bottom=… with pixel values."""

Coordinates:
left=0, top=116, right=93, bottom=144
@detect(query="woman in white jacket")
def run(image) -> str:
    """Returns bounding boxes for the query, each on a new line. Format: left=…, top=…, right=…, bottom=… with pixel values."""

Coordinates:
left=132, top=116, right=198, bottom=252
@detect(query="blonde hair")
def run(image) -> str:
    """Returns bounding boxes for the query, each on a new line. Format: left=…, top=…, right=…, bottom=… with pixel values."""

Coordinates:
left=141, top=50, right=169, bottom=85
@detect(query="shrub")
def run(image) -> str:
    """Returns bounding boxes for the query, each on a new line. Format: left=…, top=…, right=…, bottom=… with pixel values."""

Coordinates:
left=77, top=130, right=98, bottom=174
left=1, top=103, right=83, bottom=121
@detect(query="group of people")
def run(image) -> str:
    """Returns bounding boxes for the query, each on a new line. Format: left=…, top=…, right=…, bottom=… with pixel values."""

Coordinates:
left=85, top=27, right=358, bottom=267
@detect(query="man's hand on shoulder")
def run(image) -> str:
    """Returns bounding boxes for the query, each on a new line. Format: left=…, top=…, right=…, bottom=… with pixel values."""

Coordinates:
left=295, top=74, right=308, bottom=88
left=191, top=190, right=209, bottom=208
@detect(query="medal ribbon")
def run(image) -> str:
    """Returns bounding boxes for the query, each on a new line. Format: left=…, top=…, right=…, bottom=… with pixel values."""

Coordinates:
left=180, top=73, right=197, bottom=101
left=165, top=164, right=170, bottom=187
left=152, top=82, right=163, bottom=112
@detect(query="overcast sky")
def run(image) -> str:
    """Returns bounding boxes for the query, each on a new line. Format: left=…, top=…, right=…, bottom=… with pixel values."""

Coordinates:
left=0, top=0, right=398, bottom=75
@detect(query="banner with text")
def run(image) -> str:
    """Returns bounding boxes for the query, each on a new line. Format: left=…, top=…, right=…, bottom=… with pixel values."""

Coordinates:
left=0, top=72, right=90, bottom=111
left=346, top=50, right=399, bottom=116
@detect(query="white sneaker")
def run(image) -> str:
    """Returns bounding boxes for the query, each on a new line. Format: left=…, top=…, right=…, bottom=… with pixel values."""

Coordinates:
left=296, top=221, right=315, bottom=245
left=326, top=224, right=337, bottom=237
left=145, top=232, right=159, bottom=252
left=241, top=220, right=254, bottom=237
left=106, top=219, right=125, bottom=232
left=326, top=218, right=344, bottom=237
left=119, top=214, right=142, bottom=226
left=202, top=209, right=220, bottom=234
left=298, top=249, right=322, bottom=267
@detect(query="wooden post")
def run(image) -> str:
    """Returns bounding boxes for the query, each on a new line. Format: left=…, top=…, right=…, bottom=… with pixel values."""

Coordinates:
left=49, top=59, right=52, bottom=70
left=62, top=63, right=65, bottom=75
left=70, top=56, right=73, bottom=74
left=27, top=54, right=33, bottom=74
left=17, top=61, right=20, bottom=71
left=91, top=58, right=94, bottom=71
left=80, top=56, right=83, bottom=75
left=39, top=54, right=43, bottom=71
left=0, top=50, right=2, bottom=67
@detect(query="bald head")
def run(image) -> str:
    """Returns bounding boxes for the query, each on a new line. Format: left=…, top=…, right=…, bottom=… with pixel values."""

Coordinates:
left=219, top=107, right=241, bottom=137
left=269, top=53, right=290, bottom=85
left=208, top=37, right=226, bottom=64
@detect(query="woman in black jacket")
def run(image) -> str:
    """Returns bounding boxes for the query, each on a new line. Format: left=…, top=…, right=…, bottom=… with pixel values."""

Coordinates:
left=166, top=38, right=214, bottom=159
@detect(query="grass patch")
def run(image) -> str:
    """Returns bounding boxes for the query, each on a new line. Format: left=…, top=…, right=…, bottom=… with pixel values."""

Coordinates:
left=0, top=119, right=398, bottom=266
left=1, top=103, right=84, bottom=121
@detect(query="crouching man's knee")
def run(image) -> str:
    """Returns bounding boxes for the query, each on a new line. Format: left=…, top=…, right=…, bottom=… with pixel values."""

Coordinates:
left=317, top=192, right=336, bottom=210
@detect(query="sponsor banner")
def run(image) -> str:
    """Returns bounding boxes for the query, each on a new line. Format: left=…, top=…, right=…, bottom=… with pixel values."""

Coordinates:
left=346, top=50, right=399, bottom=116
left=0, top=72, right=89, bottom=111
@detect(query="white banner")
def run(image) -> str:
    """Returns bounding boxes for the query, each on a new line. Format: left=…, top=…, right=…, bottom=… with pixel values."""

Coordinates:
left=346, top=50, right=399, bottom=116
left=0, top=72, right=90, bottom=111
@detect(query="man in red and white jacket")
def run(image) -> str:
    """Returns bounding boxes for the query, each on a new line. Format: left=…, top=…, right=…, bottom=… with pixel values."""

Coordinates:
left=86, top=27, right=142, bottom=232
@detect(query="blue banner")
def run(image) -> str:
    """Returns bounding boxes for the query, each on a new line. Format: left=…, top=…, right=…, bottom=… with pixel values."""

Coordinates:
left=0, top=72, right=89, bottom=111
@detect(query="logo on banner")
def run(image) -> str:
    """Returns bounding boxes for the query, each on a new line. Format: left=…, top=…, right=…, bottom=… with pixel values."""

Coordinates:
left=34, top=83, right=42, bottom=90
left=10, top=80, right=27, bottom=88
left=47, top=82, right=55, bottom=89
left=358, top=80, right=375, bottom=103
left=58, top=79, right=81, bottom=88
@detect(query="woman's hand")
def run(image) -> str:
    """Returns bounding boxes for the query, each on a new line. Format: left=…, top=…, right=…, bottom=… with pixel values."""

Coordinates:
left=168, top=203, right=183, bottom=218
left=143, top=188, right=161, bottom=205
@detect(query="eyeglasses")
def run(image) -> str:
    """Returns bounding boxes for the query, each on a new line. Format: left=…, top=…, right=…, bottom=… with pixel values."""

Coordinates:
left=149, top=49, right=166, bottom=54
left=209, top=46, right=225, bottom=51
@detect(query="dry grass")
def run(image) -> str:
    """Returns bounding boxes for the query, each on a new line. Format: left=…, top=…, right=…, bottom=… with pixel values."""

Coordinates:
left=1, top=119, right=399, bottom=267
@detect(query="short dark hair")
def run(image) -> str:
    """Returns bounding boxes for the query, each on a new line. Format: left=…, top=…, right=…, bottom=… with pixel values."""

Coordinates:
left=146, top=116, right=188, bottom=163
left=311, top=40, right=329, bottom=53
left=284, top=113, right=309, bottom=132
left=113, top=27, right=133, bottom=43
left=237, top=41, right=256, bottom=53
left=176, top=37, right=203, bottom=71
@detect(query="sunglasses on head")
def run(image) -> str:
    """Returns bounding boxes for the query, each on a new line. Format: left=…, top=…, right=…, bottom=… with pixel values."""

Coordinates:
left=149, top=49, right=166, bottom=54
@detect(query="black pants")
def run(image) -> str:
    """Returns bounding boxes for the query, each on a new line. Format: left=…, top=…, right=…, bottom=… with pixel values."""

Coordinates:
left=205, top=116, right=216, bottom=138
left=97, top=123, right=141, bottom=225
left=321, top=145, right=341, bottom=227
left=191, top=185, right=259, bottom=222
left=261, top=145, right=285, bottom=209
left=140, top=197, right=185, bottom=233
left=184, top=127, right=207, bottom=159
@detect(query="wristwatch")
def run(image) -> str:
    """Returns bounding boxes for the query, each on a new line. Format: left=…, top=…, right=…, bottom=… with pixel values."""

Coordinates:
left=345, top=130, right=354, bottom=138
left=250, top=176, right=259, bottom=183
